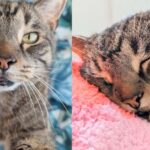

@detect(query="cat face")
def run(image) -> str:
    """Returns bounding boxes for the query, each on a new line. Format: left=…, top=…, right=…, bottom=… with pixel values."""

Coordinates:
left=73, top=11, right=150, bottom=113
left=0, top=0, right=66, bottom=92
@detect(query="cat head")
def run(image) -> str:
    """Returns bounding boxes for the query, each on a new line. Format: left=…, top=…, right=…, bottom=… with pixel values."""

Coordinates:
left=73, top=11, right=150, bottom=114
left=0, top=0, right=66, bottom=92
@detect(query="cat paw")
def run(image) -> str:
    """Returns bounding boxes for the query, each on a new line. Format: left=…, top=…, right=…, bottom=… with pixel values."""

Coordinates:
left=15, top=144, right=32, bottom=150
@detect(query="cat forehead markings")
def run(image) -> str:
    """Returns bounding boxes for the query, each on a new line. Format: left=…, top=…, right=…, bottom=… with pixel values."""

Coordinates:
left=0, top=2, right=20, bottom=16
left=0, top=3, right=41, bottom=43
left=0, top=2, right=35, bottom=25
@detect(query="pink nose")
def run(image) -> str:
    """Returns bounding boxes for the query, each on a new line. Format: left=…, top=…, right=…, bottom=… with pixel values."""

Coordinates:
left=0, top=57, right=16, bottom=71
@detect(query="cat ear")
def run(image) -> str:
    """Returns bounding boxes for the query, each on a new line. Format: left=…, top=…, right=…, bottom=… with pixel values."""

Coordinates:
left=73, top=36, right=87, bottom=59
left=34, top=0, right=67, bottom=29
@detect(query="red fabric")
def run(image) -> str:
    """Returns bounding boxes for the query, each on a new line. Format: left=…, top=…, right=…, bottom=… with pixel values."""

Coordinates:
left=72, top=56, right=150, bottom=150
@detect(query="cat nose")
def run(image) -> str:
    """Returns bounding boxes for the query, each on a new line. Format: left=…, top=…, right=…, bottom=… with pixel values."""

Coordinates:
left=0, top=57, right=17, bottom=71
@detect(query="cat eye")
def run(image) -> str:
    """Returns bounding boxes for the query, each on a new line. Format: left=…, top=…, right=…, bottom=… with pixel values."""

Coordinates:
left=145, top=43, right=150, bottom=52
left=141, top=59, right=150, bottom=77
left=22, top=32, right=39, bottom=44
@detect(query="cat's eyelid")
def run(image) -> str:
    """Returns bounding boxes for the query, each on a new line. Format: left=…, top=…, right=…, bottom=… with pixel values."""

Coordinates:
left=22, top=32, right=41, bottom=45
left=141, top=57, right=150, bottom=65
left=24, top=31, right=46, bottom=39
left=140, top=57, right=150, bottom=76
left=24, top=31, right=40, bottom=36
left=22, top=39, right=42, bottom=49
left=145, top=43, right=150, bottom=52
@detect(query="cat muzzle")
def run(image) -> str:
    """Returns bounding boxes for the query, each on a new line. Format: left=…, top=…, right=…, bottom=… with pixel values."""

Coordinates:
left=0, top=57, right=17, bottom=71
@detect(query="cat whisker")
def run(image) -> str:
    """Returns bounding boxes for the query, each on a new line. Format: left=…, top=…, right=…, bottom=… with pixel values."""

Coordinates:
left=34, top=72, right=63, bottom=83
left=35, top=69, right=64, bottom=74
left=27, top=65, right=62, bottom=70
left=50, top=78, right=65, bottom=83
left=34, top=70, right=50, bottom=73
left=27, top=82, right=48, bottom=127
left=28, top=81, right=55, bottom=130
left=33, top=74, right=71, bottom=116
left=22, top=83, right=38, bottom=122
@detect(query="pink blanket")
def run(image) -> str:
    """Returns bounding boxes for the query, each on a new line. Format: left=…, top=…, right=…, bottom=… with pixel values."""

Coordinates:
left=72, top=56, right=150, bottom=150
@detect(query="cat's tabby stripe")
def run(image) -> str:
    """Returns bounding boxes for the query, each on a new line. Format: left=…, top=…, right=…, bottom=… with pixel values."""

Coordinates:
left=24, top=12, right=31, bottom=24
left=0, top=0, right=66, bottom=149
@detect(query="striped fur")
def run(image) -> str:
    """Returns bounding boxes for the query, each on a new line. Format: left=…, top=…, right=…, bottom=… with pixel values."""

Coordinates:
left=0, top=0, right=66, bottom=150
left=73, top=11, right=150, bottom=120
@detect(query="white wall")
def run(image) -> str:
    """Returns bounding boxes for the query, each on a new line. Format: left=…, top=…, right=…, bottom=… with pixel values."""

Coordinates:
left=73, top=0, right=150, bottom=36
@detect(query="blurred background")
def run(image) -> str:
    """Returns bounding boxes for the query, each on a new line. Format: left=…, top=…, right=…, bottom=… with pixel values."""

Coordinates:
left=73, top=0, right=150, bottom=36
left=49, top=0, right=72, bottom=150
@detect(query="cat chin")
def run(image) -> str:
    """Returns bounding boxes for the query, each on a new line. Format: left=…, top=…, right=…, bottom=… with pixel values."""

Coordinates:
left=0, top=82, right=21, bottom=92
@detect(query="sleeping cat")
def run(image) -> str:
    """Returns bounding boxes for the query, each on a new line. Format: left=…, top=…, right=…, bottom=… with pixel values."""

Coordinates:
left=73, top=11, right=150, bottom=120
left=0, top=0, right=66, bottom=150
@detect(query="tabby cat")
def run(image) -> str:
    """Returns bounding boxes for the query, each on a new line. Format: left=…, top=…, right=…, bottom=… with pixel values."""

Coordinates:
left=73, top=11, right=150, bottom=120
left=0, top=0, right=66, bottom=150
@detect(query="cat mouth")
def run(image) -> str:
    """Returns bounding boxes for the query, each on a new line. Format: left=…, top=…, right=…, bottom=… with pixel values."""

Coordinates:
left=0, top=77, right=14, bottom=87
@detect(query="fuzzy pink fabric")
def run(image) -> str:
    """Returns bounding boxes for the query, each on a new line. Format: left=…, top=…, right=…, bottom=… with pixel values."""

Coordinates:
left=72, top=55, right=150, bottom=150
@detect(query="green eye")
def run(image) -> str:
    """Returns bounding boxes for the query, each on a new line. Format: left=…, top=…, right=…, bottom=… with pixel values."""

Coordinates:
left=23, top=32, right=39, bottom=44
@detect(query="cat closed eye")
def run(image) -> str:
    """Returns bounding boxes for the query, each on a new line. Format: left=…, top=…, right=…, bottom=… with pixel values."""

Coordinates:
left=141, top=59, right=150, bottom=77
left=22, top=32, right=39, bottom=44
left=145, top=43, right=150, bottom=52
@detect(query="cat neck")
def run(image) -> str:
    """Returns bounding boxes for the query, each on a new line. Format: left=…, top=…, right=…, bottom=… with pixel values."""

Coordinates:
left=0, top=79, right=49, bottom=119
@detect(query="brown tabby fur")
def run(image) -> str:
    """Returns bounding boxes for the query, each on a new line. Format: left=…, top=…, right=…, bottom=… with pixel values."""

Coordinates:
left=73, top=11, right=150, bottom=120
left=0, top=0, right=66, bottom=150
